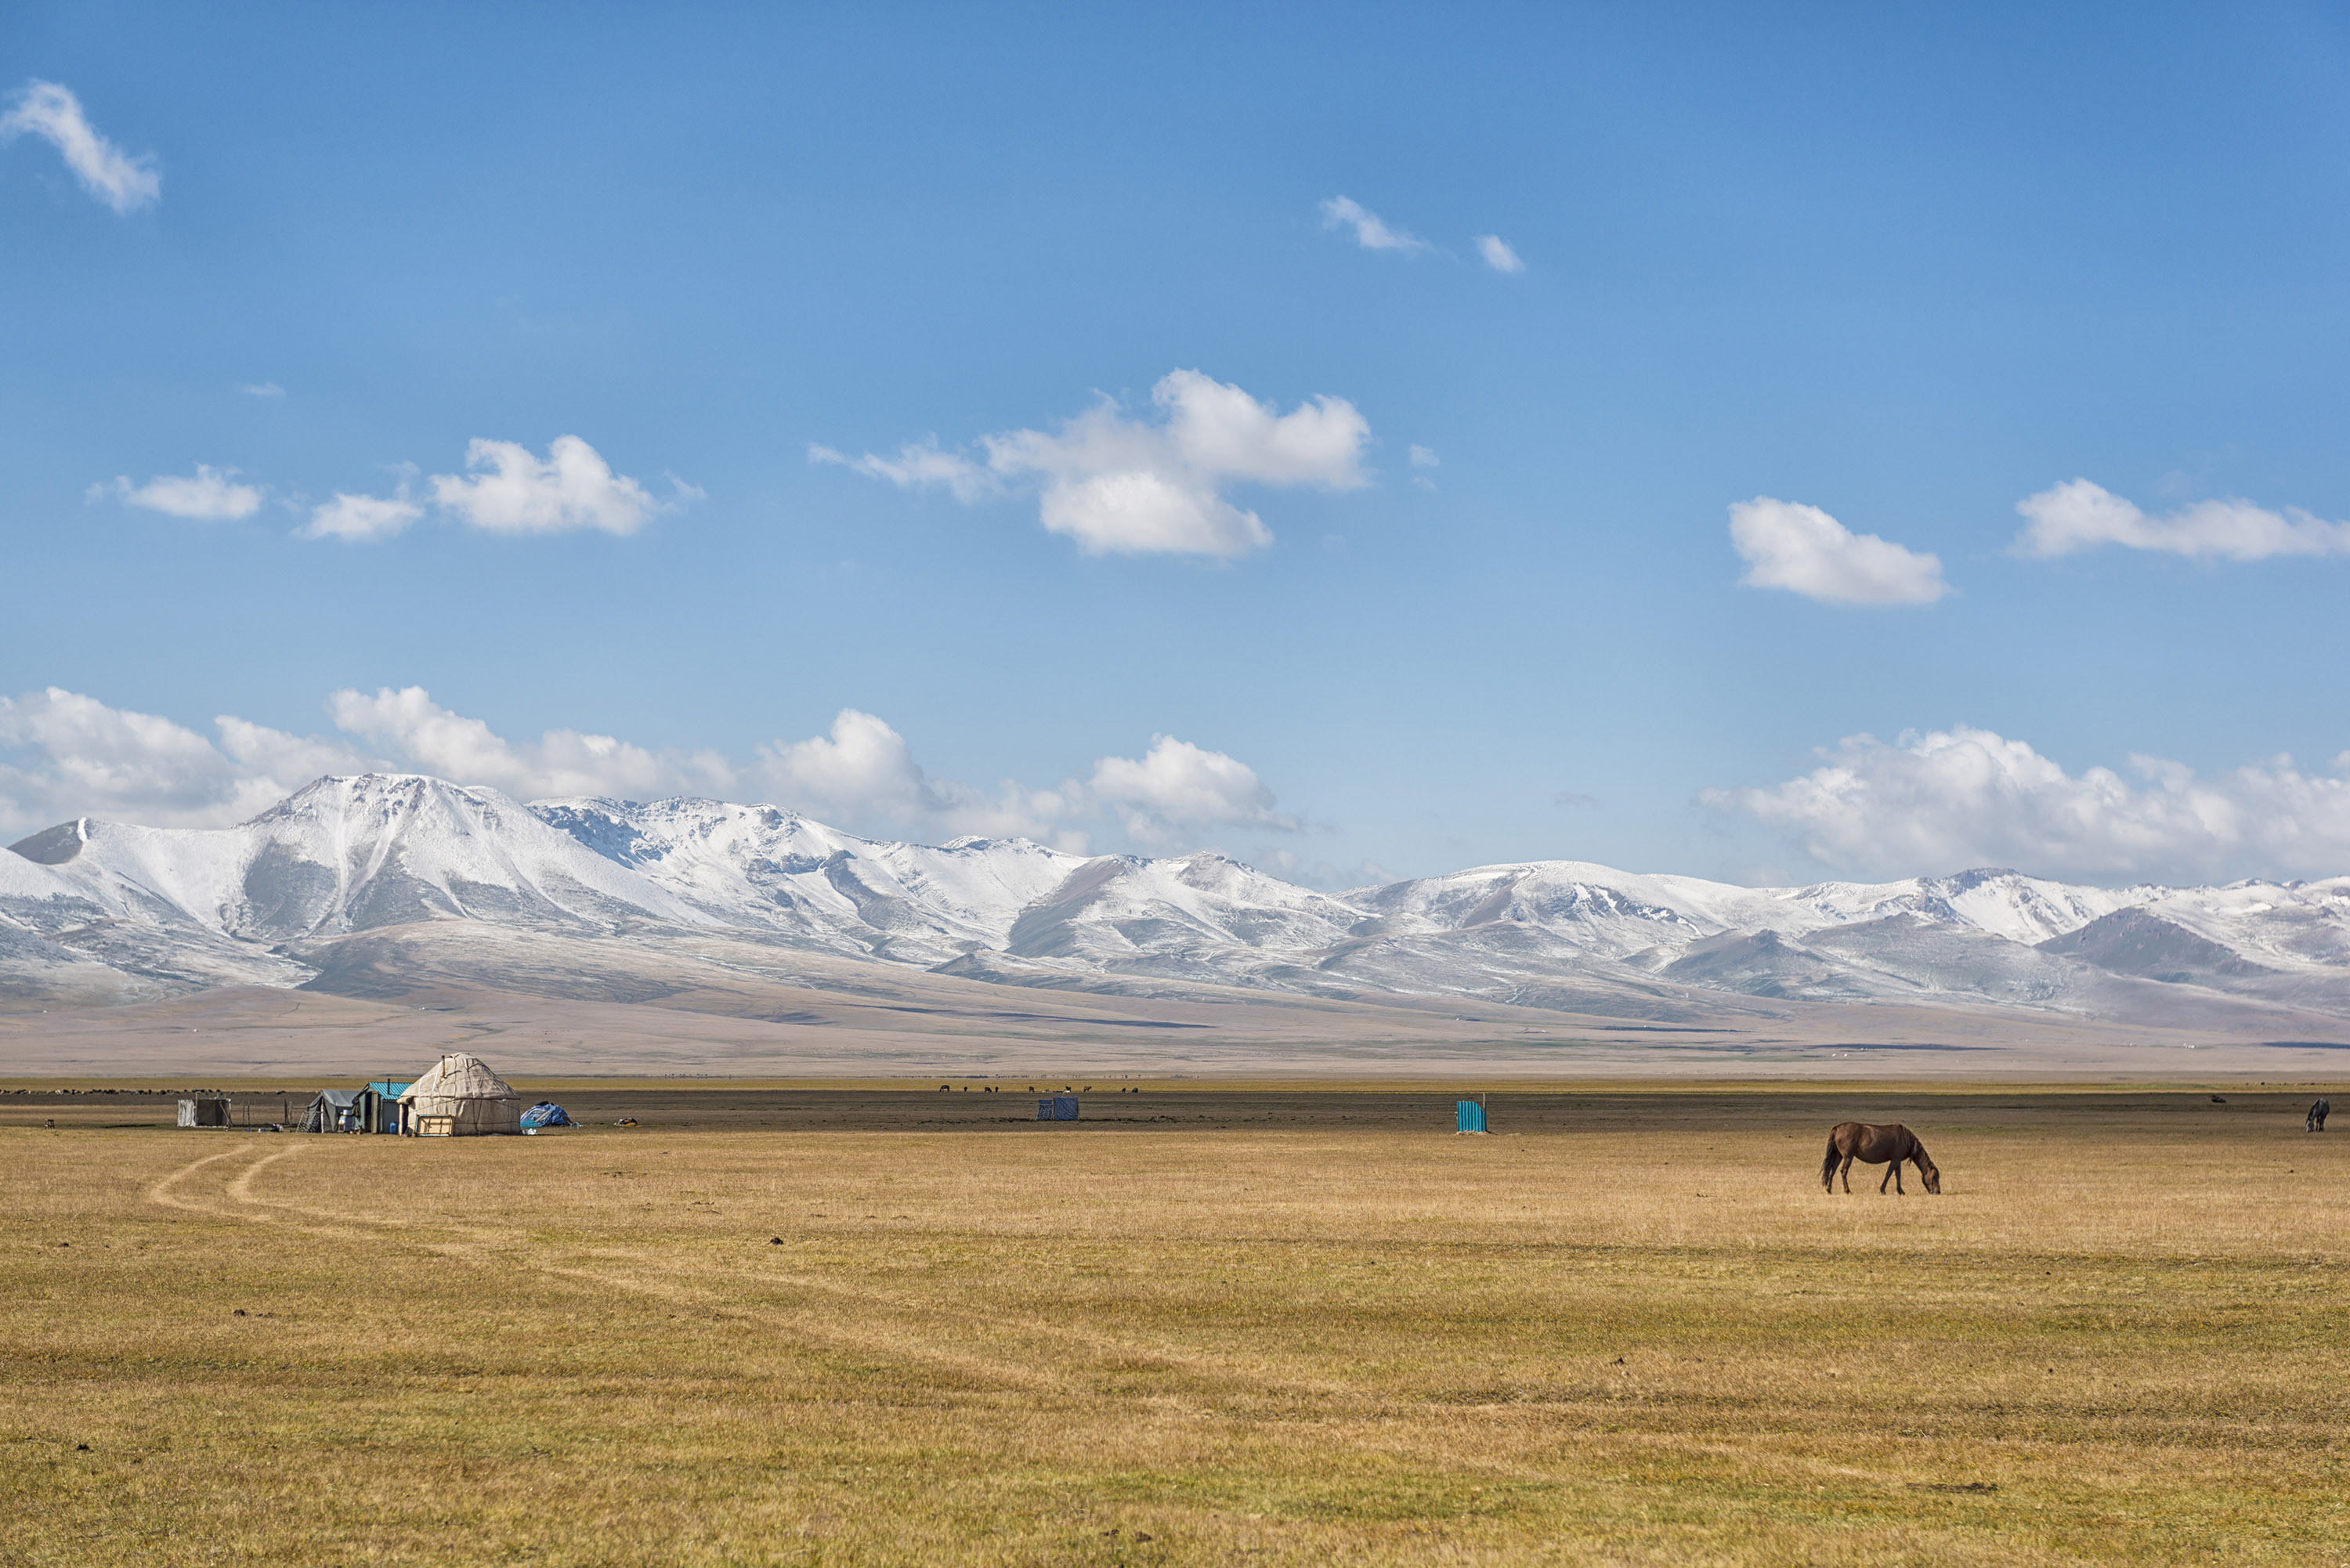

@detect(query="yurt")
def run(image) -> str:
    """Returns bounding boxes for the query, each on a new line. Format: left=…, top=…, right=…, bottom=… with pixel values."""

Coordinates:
left=398, top=1053, right=522, bottom=1136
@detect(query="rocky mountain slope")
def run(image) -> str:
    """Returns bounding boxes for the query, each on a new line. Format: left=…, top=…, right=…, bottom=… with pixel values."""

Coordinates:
left=6, top=773, right=2350, bottom=1033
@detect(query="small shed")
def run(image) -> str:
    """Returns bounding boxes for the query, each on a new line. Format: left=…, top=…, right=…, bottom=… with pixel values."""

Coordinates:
left=363, top=1081, right=412, bottom=1134
left=1036, top=1096, right=1080, bottom=1122
left=399, top=1053, right=522, bottom=1136
left=1455, top=1100, right=1488, bottom=1133
left=178, top=1096, right=230, bottom=1129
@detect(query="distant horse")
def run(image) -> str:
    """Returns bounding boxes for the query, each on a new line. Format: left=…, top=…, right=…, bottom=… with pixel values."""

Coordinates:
left=2311, top=1099, right=2331, bottom=1133
left=1821, top=1122, right=1941, bottom=1195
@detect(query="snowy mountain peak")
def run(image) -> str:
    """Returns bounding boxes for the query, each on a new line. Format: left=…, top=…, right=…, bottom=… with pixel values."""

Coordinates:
left=9, top=771, right=2350, bottom=1027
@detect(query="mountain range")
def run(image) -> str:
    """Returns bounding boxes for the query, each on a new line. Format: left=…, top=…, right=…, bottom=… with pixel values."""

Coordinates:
left=6, top=773, right=2350, bottom=1039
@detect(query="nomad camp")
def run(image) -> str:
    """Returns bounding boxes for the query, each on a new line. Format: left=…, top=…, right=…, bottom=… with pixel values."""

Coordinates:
left=287, top=1054, right=533, bottom=1137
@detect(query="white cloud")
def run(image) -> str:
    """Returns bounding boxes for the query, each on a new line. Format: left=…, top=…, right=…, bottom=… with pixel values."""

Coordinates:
left=823, top=370, right=1370, bottom=558
left=2, top=686, right=1296, bottom=858
left=808, top=439, right=996, bottom=504
left=326, top=686, right=736, bottom=803
left=1728, top=496, right=1949, bottom=605
left=301, top=491, right=422, bottom=543
left=755, top=717, right=1300, bottom=851
left=1705, top=724, right=2350, bottom=883
left=428, top=435, right=671, bottom=536
left=240, top=382, right=284, bottom=398
left=0, top=688, right=374, bottom=836
left=101, top=466, right=264, bottom=521
left=1090, top=735, right=1300, bottom=847
left=1475, top=234, right=1524, bottom=273
left=754, top=709, right=1086, bottom=847
left=1408, top=446, right=1439, bottom=468
left=0, top=81, right=159, bottom=213
left=1320, top=195, right=1430, bottom=254
left=2012, top=479, right=2350, bottom=562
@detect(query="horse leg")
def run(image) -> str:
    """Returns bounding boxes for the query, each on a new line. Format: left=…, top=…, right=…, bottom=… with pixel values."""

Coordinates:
left=1839, top=1153, right=1855, bottom=1193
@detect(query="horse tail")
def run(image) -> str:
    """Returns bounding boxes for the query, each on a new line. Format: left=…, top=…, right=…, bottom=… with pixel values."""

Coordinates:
left=1820, top=1133, right=1842, bottom=1189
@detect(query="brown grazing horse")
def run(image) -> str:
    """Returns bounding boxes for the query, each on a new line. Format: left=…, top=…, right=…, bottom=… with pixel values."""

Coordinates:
left=1821, top=1122, right=1941, bottom=1194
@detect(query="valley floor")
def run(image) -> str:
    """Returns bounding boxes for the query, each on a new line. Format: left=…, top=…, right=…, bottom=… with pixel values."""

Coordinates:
left=5, top=1087, right=2346, bottom=1565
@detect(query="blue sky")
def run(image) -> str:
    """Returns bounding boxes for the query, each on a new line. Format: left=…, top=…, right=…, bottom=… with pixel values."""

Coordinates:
left=6, top=2, right=2350, bottom=887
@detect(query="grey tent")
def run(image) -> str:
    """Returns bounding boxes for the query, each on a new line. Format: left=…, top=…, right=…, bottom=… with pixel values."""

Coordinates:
left=300, top=1089, right=361, bottom=1133
left=399, top=1053, right=522, bottom=1136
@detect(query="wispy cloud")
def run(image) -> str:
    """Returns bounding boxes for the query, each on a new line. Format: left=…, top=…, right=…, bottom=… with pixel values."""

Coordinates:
left=0, top=81, right=159, bottom=213
left=808, top=439, right=997, bottom=504
left=2012, top=479, right=2350, bottom=562
left=1475, top=234, right=1524, bottom=273
left=1729, top=496, right=1948, bottom=605
left=239, top=382, right=284, bottom=399
left=301, top=490, right=423, bottom=543
left=817, top=370, right=1371, bottom=558
left=96, top=466, right=263, bottom=521
left=1319, top=195, right=1430, bottom=254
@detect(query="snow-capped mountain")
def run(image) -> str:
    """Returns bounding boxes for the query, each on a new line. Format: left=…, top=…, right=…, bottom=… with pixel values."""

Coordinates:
left=7, top=771, right=2350, bottom=1031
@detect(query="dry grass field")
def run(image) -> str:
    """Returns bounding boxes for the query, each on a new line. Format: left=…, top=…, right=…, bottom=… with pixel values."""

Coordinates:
left=4, top=1085, right=2347, bottom=1566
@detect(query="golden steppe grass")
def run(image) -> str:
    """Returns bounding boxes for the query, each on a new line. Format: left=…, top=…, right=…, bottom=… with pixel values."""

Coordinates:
left=4, top=1088, right=2348, bottom=1566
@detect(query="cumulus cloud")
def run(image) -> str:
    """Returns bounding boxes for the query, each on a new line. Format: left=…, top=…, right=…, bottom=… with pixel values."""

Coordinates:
left=99, top=466, right=264, bottom=521
left=301, top=491, right=421, bottom=543
left=327, top=687, right=736, bottom=803
left=428, top=435, right=671, bottom=536
left=1090, top=735, right=1300, bottom=847
left=0, top=688, right=374, bottom=836
left=2012, top=479, right=2350, bottom=562
left=1, top=81, right=159, bottom=213
left=1728, top=496, right=1949, bottom=605
left=1320, top=195, right=1429, bottom=254
left=1475, top=234, right=1524, bottom=273
left=754, top=709, right=1085, bottom=847
left=1705, top=724, right=2350, bottom=883
left=819, top=370, right=1370, bottom=558
left=279, top=438, right=687, bottom=546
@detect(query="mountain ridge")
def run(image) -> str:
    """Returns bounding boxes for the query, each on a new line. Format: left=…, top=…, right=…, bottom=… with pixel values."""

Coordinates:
left=6, top=771, right=2350, bottom=1033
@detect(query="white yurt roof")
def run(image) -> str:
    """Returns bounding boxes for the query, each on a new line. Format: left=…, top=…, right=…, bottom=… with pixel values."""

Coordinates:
left=399, top=1053, right=519, bottom=1103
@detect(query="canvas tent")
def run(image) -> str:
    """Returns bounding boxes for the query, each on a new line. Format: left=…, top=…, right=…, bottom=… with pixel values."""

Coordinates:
left=399, top=1053, right=522, bottom=1136
left=300, top=1089, right=362, bottom=1133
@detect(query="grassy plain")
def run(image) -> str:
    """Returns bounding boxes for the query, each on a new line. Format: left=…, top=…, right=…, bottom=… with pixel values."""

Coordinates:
left=4, top=1085, right=2346, bottom=1566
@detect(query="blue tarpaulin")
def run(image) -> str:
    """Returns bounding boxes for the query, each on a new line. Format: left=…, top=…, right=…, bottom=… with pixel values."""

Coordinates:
left=1456, top=1100, right=1487, bottom=1133
left=1036, top=1096, right=1080, bottom=1122
left=520, top=1101, right=573, bottom=1129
